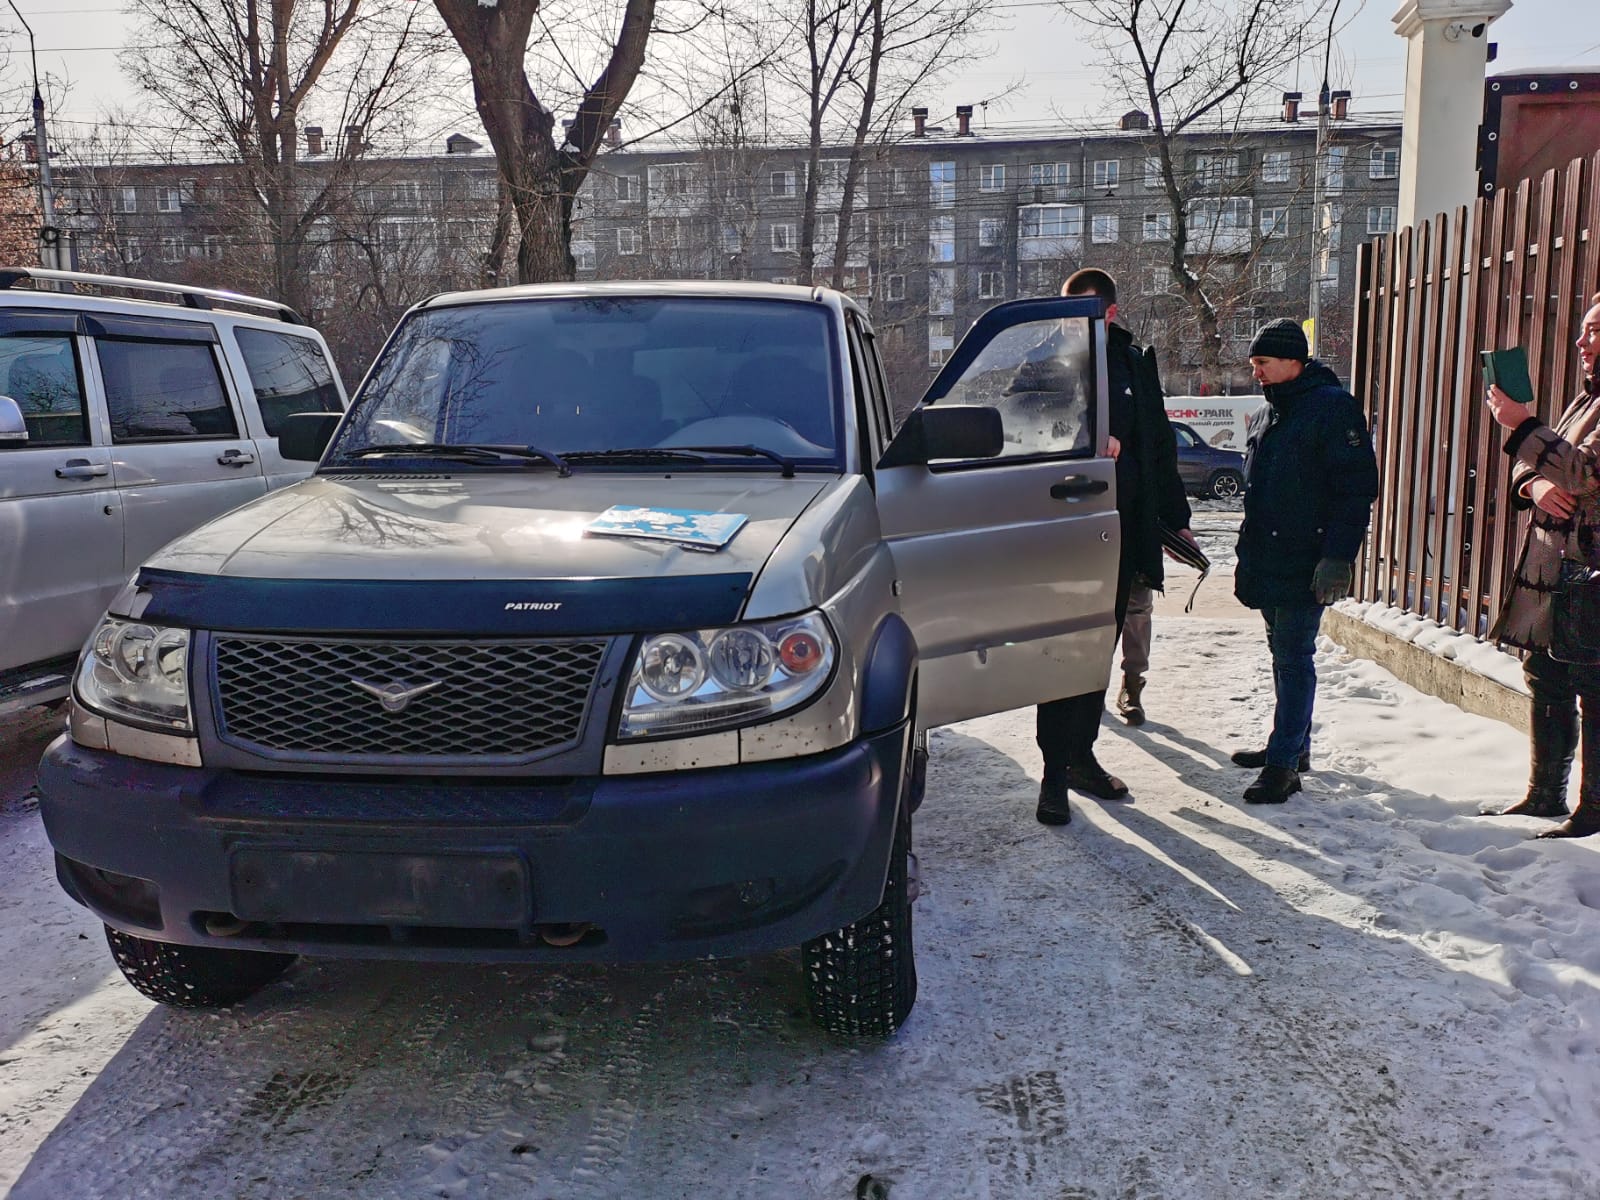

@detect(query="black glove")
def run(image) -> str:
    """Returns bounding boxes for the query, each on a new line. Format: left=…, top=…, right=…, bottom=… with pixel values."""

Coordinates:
left=1312, top=557, right=1353, bottom=605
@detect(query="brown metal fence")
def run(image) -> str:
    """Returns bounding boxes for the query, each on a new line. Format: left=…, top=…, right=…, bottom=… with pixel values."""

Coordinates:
left=1351, top=149, right=1600, bottom=637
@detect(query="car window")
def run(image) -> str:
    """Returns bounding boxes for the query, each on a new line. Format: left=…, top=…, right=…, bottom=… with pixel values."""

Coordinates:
left=1173, top=424, right=1198, bottom=448
left=0, top=334, right=88, bottom=448
left=234, top=327, right=343, bottom=436
left=98, top=338, right=239, bottom=442
left=932, top=316, right=1095, bottom=461
left=330, top=297, right=842, bottom=464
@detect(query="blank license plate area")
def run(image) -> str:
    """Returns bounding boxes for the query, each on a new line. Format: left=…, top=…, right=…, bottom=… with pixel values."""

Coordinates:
left=230, top=848, right=529, bottom=927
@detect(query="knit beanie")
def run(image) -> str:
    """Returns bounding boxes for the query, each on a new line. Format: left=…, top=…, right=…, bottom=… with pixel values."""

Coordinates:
left=1248, top=318, right=1309, bottom=361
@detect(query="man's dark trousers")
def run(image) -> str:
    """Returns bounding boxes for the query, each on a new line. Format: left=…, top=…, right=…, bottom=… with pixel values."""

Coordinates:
left=1263, top=603, right=1323, bottom=769
left=1036, top=562, right=1135, bottom=769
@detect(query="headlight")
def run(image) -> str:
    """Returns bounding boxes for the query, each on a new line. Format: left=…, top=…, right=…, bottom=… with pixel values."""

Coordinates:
left=76, top=617, right=193, bottom=732
left=617, top=613, right=836, bottom=740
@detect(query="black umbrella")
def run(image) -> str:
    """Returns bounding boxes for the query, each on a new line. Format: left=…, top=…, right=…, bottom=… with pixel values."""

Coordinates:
left=1160, top=521, right=1211, bottom=613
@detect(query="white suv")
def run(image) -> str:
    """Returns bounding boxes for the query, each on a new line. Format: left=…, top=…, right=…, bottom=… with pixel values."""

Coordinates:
left=0, top=268, right=346, bottom=714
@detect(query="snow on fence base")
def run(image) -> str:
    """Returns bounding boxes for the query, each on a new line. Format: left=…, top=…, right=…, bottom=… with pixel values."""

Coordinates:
left=1324, top=600, right=1529, bottom=735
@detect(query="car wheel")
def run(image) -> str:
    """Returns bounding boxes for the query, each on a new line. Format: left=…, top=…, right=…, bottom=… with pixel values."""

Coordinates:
left=801, top=771, right=918, bottom=1038
left=105, top=925, right=295, bottom=1009
left=1208, top=469, right=1244, bottom=500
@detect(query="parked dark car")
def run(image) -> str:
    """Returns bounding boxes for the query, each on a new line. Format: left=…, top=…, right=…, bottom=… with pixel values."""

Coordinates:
left=1173, top=421, right=1245, bottom=499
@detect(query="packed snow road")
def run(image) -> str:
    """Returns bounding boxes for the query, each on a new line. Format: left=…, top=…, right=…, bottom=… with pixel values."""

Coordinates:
left=4, top=613, right=1598, bottom=1199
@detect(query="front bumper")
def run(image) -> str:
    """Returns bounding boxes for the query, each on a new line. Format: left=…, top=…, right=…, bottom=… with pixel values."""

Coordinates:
left=36, top=721, right=910, bottom=963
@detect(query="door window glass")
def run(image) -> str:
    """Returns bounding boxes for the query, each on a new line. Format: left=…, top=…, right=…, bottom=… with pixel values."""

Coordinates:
left=1173, top=424, right=1198, bottom=447
left=933, top=316, right=1096, bottom=460
left=98, top=338, right=238, bottom=441
left=235, top=327, right=343, bottom=436
left=0, top=334, right=88, bottom=447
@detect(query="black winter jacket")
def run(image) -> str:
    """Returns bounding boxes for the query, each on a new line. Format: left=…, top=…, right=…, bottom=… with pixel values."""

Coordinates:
left=1106, top=324, right=1191, bottom=591
left=1234, top=359, right=1379, bottom=609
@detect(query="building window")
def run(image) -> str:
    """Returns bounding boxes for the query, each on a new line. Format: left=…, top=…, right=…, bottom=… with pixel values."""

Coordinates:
left=980, top=164, right=1006, bottom=192
left=1320, top=202, right=1343, bottom=251
left=928, top=317, right=954, bottom=366
left=1321, top=145, right=1346, bottom=193
left=617, top=227, right=640, bottom=255
left=1254, top=261, right=1287, bottom=291
left=648, top=163, right=695, bottom=199
left=389, top=181, right=422, bottom=209
left=1262, top=151, right=1291, bottom=184
left=772, top=222, right=796, bottom=252
left=1260, top=206, right=1288, bottom=238
left=890, top=167, right=908, bottom=194
left=978, top=270, right=1003, bottom=299
left=159, top=236, right=182, bottom=262
left=1195, top=153, right=1239, bottom=184
left=815, top=213, right=839, bottom=247
left=116, top=186, right=138, bottom=214
left=1370, top=146, right=1399, bottom=180
left=615, top=174, right=640, bottom=202
left=468, top=174, right=498, bottom=202
left=1029, top=162, right=1070, bottom=187
left=978, top=217, right=1003, bottom=247
left=885, top=273, right=906, bottom=301
left=928, top=214, right=955, bottom=262
left=156, top=186, right=182, bottom=213
left=1142, top=211, right=1172, bottom=241
left=1093, top=159, right=1120, bottom=189
left=1020, top=204, right=1083, bottom=239
left=1141, top=266, right=1170, bottom=295
left=929, top=161, right=955, bottom=208
left=887, top=220, right=908, bottom=249
left=1367, top=205, right=1396, bottom=235
left=1091, top=213, right=1119, bottom=244
left=1143, top=156, right=1161, bottom=188
left=772, top=275, right=797, bottom=285
left=719, top=223, right=742, bottom=254
left=572, top=239, right=596, bottom=272
left=649, top=218, right=686, bottom=249
left=928, top=268, right=955, bottom=315
left=770, top=169, right=797, bottom=198
left=202, top=235, right=223, bottom=260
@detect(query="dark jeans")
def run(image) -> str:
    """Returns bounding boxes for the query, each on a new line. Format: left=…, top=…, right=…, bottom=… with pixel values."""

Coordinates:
left=1525, top=650, right=1600, bottom=805
left=1262, top=603, right=1324, bottom=769
left=1036, top=566, right=1133, bottom=772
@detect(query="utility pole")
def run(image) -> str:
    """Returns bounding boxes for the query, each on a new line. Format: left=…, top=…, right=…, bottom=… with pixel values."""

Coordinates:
left=8, top=2, right=60, bottom=269
left=1305, top=0, right=1342, bottom=357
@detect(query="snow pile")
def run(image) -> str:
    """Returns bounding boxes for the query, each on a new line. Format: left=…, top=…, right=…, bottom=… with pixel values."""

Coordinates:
left=1337, top=597, right=1530, bottom=694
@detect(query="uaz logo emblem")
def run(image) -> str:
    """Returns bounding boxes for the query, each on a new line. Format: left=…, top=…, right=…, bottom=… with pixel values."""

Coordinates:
left=349, top=678, right=443, bottom=713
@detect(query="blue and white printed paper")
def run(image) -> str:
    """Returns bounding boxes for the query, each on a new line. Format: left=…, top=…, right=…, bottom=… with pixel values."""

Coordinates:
left=586, top=505, right=748, bottom=549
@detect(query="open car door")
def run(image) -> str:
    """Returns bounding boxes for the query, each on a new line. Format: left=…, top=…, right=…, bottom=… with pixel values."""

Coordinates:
left=875, top=297, right=1118, bottom=729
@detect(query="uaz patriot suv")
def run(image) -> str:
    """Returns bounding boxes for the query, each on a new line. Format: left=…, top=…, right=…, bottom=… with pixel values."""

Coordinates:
left=38, top=282, right=1117, bottom=1036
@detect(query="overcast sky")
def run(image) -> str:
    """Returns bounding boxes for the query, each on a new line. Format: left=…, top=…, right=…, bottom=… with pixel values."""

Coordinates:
left=11, top=0, right=1600, bottom=156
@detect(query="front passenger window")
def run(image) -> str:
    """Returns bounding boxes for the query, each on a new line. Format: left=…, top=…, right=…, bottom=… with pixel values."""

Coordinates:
left=98, top=338, right=238, bottom=442
left=933, top=316, right=1095, bottom=461
left=0, top=334, right=88, bottom=447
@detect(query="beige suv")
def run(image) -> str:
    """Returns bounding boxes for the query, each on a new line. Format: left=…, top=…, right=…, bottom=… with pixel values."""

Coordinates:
left=0, top=268, right=346, bottom=714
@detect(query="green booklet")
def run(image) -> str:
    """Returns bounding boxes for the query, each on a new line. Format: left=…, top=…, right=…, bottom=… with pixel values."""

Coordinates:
left=1480, top=346, right=1535, bottom=406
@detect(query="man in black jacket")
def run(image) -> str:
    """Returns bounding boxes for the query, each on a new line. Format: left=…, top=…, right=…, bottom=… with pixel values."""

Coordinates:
left=1230, top=319, right=1379, bottom=804
left=1034, top=269, right=1195, bottom=825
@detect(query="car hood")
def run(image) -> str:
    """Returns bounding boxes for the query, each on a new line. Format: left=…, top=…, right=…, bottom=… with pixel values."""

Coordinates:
left=145, top=472, right=832, bottom=583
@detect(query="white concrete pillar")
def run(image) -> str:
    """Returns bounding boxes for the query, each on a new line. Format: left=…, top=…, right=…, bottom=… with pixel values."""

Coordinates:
left=1392, top=0, right=1513, bottom=228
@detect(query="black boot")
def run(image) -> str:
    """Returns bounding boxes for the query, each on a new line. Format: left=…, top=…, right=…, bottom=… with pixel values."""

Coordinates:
left=1062, top=755, right=1130, bottom=801
left=1491, top=700, right=1576, bottom=819
left=1244, top=766, right=1302, bottom=804
left=1037, top=772, right=1073, bottom=826
left=1538, top=710, right=1597, bottom=839
left=1117, top=675, right=1146, bottom=726
left=1232, top=747, right=1311, bottom=773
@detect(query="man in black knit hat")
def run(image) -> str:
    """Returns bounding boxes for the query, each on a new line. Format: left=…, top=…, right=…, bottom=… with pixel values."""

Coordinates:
left=1229, top=318, right=1378, bottom=804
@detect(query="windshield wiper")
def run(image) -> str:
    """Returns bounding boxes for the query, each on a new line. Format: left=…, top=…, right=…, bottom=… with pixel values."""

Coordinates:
left=662, top=444, right=796, bottom=478
left=341, top=442, right=570, bottom=476
left=562, top=448, right=716, bottom=467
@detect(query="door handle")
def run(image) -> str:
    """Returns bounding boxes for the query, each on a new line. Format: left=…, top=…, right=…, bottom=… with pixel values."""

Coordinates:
left=55, top=459, right=109, bottom=480
left=1050, top=475, right=1109, bottom=500
left=217, top=449, right=257, bottom=467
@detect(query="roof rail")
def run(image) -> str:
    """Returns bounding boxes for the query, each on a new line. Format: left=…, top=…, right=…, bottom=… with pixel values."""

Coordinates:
left=0, top=267, right=305, bottom=326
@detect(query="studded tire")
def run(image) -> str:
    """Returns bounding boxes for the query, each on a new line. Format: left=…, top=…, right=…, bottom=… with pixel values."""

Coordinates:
left=105, top=926, right=295, bottom=1009
left=801, top=798, right=917, bottom=1038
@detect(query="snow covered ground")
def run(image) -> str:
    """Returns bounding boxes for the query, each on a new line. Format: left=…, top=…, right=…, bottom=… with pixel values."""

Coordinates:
left=4, top=603, right=1598, bottom=1199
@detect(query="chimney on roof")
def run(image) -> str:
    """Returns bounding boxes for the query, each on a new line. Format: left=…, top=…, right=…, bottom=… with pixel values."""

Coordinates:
left=956, top=105, right=974, bottom=136
left=912, top=107, right=928, bottom=137
left=1119, top=109, right=1150, bottom=131
left=305, top=126, right=324, bottom=156
left=1330, top=89, right=1351, bottom=120
left=345, top=124, right=364, bottom=156
left=605, top=119, right=622, bottom=149
left=1281, top=91, right=1302, bottom=123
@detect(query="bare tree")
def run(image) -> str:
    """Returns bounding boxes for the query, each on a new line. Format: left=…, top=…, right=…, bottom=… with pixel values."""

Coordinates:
left=120, top=0, right=448, bottom=315
left=1064, top=0, right=1329, bottom=387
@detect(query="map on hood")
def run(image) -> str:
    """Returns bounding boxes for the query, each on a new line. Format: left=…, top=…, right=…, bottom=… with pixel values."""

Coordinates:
left=586, top=505, right=748, bottom=549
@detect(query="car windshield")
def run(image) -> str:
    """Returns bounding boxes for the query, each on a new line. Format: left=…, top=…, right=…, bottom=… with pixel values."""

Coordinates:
left=327, top=296, right=842, bottom=468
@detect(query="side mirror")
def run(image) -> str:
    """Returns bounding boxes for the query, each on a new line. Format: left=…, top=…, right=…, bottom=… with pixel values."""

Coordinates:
left=277, top=411, right=341, bottom=462
left=0, top=395, right=28, bottom=446
left=878, top=404, right=1004, bottom=468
